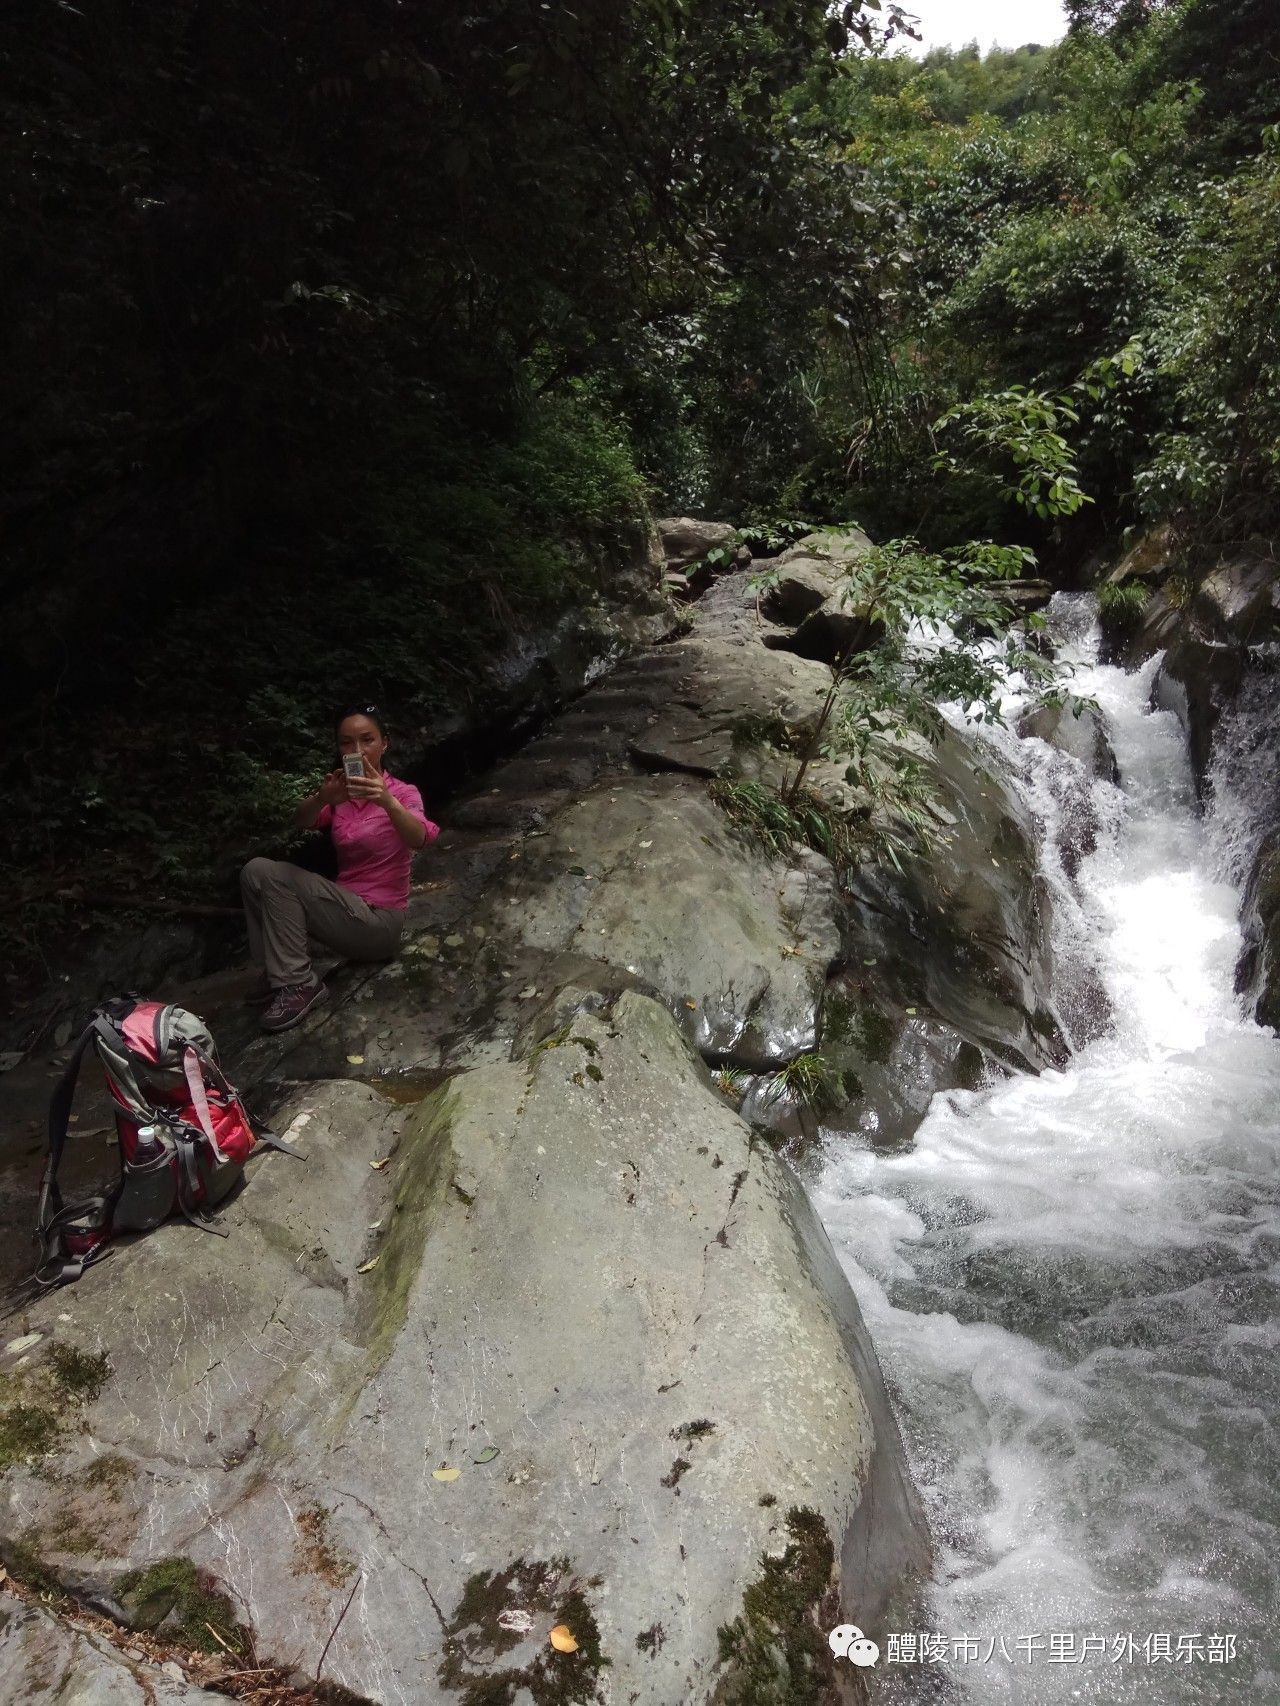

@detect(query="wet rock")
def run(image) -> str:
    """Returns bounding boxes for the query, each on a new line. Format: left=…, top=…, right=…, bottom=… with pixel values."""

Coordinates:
left=0, top=996, right=928, bottom=1704
left=1116, top=584, right=1182, bottom=667
left=842, top=722, right=1064, bottom=1072
left=0, top=1590, right=222, bottom=1702
left=1151, top=629, right=1245, bottom=790
left=628, top=636, right=833, bottom=781
left=1237, top=833, right=1280, bottom=1031
left=1018, top=701, right=1119, bottom=784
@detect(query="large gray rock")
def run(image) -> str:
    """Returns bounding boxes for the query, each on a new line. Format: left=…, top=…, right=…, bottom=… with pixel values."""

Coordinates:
left=1192, top=556, right=1279, bottom=646
left=655, top=517, right=738, bottom=571
left=494, top=772, right=842, bottom=1070
left=1104, top=522, right=1179, bottom=587
left=0, top=994, right=929, bottom=1705
left=759, top=530, right=881, bottom=666
left=0, top=1591, right=222, bottom=1703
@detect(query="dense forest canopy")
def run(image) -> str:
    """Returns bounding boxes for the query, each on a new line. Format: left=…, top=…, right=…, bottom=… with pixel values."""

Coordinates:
left=1, top=0, right=1276, bottom=966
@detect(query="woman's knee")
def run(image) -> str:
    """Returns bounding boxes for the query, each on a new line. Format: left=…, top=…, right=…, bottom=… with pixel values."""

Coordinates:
left=240, top=855, right=284, bottom=895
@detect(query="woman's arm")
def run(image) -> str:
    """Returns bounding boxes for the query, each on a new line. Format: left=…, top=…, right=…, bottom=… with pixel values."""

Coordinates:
left=295, top=772, right=345, bottom=830
left=382, top=789, right=429, bottom=850
left=345, top=761, right=429, bottom=849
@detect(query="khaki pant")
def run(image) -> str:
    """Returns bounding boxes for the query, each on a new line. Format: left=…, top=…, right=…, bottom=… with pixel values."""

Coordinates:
left=240, top=857, right=404, bottom=988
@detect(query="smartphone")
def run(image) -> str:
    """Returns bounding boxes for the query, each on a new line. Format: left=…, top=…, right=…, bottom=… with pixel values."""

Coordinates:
left=342, top=754, right=365, bottom=780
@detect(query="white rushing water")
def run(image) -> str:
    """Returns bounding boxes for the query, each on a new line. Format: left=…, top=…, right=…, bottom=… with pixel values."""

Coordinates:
left=815, top=597, right=1280, bottom=1702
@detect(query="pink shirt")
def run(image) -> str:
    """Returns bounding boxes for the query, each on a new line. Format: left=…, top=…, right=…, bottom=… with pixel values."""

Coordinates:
left=318, top=775, right=439, bottom=910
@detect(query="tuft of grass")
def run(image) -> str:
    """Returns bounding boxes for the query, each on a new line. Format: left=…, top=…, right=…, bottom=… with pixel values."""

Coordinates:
left=1098, top=579, right=1150, bottom=625
left=708, top=779, right=858, bottom=874
left=760, top=1051, right=855, bottom=1119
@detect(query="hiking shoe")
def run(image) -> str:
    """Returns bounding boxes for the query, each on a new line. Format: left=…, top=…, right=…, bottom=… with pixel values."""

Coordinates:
left=260, top=979, right=328, bottom=1032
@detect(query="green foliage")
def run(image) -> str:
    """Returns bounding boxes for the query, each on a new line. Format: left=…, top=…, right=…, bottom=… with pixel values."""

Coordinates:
left=933, top=388, right=1093, bottom=519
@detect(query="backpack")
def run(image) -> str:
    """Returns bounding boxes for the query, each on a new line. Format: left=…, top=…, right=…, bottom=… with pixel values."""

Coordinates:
left=35, top=995, right=304, bottom=1287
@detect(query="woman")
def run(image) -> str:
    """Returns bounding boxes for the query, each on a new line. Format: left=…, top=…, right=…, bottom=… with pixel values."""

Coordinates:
left=240, top=705, right=440, bottom=1032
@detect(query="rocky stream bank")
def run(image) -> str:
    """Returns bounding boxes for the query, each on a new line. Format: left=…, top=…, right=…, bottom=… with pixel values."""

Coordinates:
left=0, top=521, right=1155, bottom=1704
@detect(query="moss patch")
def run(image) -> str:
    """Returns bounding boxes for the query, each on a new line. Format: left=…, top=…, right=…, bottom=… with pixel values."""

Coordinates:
left=294, top=1504, right=356, bottom=1588
left=0, top=1342, right=114, bottom=1476
left=2, top=1534, right=64, bottom=1597
left=46, top=1344, right=112, bottom=1403
left=81, top=1453, right=134, bottom=1495
left=822, top=991, right=894, bottom=1064
left=115, top=1556, right=248, bottom=1654
left=715, top=1507, right=847, bottom=1705
left=0, top=1402, right=63, bottom=1473
left=438, top=1556, right=610, bottom=1704
left=353, top=1080, right=457, bottom=1375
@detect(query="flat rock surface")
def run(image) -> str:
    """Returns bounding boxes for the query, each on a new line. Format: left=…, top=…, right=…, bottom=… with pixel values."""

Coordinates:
left=0, top=1591, right=222, bottom=1703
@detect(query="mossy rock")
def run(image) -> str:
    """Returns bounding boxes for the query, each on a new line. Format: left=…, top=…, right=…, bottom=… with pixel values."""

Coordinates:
left=115, top=1556, right=247, bottom=1654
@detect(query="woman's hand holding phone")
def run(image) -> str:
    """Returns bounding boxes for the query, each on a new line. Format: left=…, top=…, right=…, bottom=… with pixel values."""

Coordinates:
left=318, top=770, right=348, bottom=807
left=345, top=754, right=391, bottom=808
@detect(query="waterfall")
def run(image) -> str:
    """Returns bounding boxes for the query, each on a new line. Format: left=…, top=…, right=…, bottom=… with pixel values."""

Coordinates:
left=814, top=596, right=1280, bottom=1700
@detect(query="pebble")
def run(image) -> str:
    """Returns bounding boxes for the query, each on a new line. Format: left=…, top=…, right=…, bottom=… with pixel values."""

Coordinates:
left=444, top=934, right=465, bottom=948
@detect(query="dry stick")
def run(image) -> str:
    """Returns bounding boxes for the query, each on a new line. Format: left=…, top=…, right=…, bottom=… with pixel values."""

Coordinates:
left=315, top=1571, right=364, bottom=1683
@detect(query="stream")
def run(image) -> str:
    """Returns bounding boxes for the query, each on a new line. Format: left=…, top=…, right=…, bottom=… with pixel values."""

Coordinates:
left=814, top=596, right=1280, bottom=1701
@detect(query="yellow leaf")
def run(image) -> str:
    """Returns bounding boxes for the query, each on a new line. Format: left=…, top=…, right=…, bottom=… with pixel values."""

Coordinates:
left=357, top=1255, right=380, bottom=1274
left=549, top=1624, right=578, bottom=1653
left=370, top=1156, right=390, bottom=1170
left=432, top=1466, right=461, bottom=1482
left=347, top=1053, right=365, bottom=1065
left=684, top=1000, right=698, bottom=1010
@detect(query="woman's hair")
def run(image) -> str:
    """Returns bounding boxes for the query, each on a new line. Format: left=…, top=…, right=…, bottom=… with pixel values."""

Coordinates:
left=334, top=702, right=388, bottom=740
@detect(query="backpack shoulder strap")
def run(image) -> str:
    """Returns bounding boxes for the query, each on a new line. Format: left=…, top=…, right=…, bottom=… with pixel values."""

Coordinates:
left=37, top=1015, right=117, bottom=1237
left=184, top=1045, right=308, bottom=1160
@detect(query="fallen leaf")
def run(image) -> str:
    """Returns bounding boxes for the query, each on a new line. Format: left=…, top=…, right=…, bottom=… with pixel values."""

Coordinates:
left=639, top=839, right=653, bottom=848
left=432, top=1466, right=462, bottom=1482
left=684, top=1000, right=698, bottom=1010
left=549, top=1625, right=578, bottom=1653
left=904, top=1007, right=917, bottom=1016
left=357, top=1255, right=380, bottom=1274
left=567, top=865, right=586, bottom=876
left=370, top=1156, right=391, bottom=1170
left=347, top=1053, right=365, bottom=1065
left=473, top=1446, right=500, bottom=1464
left=862, top=958, right=877, bottom=966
